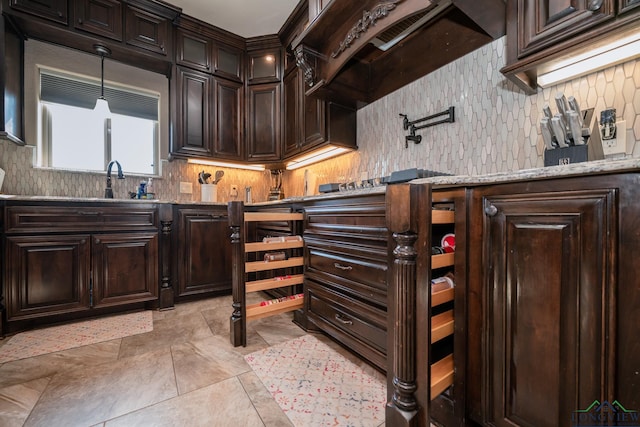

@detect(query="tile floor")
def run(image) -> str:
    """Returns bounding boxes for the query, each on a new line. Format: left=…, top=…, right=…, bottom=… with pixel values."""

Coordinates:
left=0, top=294, right=387, bottom=427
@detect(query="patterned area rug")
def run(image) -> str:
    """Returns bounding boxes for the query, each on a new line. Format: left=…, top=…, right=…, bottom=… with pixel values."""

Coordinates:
left=0, top=311, right=153, bottom=363
left=245, top=334, right=386, bottom=427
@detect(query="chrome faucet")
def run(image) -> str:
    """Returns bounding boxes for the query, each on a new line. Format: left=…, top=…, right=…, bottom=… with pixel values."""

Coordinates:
left=105, top=160, right=125, bottom=198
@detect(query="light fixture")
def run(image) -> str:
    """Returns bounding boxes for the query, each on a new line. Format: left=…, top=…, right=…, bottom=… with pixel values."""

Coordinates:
left=285, top=145, right=352, bottom=170
left=94, top=44, right=112, bottom=118
left=187, top=158, right=266, bottom=171
left=537, top=29, right=640, bottom=88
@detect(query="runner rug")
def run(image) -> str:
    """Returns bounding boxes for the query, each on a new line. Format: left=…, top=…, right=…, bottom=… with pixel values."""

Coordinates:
left=0, top=311, right=153, bottom=363
left=245, top=334, right=387, bottom=427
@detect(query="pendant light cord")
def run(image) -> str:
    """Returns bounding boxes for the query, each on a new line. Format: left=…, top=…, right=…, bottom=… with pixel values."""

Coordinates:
left=100, top=54, right=105, bottom=98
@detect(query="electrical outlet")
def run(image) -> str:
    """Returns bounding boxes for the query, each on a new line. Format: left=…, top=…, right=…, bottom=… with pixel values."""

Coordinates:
left=230, top=185, right=238, bottom=198
left=179, top=181, right=193, bottom=194
left=601, top=120, right=626, bottom=158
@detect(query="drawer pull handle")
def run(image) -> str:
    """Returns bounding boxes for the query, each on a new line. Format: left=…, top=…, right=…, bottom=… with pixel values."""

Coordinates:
left=335, top=314, right=353, bottom=325
left=334, top=262, right=353, bottom=271
left=78, top=211, right=100, bottom=216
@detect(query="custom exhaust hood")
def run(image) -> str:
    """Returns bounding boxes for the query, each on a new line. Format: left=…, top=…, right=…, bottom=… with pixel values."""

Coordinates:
left=291, top=0, right=505, bottom=108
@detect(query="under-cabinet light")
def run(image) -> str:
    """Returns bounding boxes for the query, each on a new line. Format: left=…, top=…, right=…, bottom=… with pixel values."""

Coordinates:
left=537, top=30, right=640, bottom=87
left=285, top=145, right=352, bottom=170
left=187, top=158, right=266, bottom=171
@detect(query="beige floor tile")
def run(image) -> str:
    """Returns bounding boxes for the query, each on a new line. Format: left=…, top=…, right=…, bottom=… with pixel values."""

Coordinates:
left=24, top=348, right=177, bottom=427
left=0, top=340, right=121, bottom=389
left=104, top=377, right=264, bottom=427
left=118, top=311, right=213, bottom=358
left=171, top=334, right=251, bottom=394
left=238, top=371, right=293, bottom=427
left=252, top=313, right=307, bottom=346
left=0, top=377, right=50, bottom=427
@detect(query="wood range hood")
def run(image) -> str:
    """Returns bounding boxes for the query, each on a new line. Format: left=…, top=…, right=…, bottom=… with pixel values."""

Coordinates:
left=291, top=0, right=505, bottom=108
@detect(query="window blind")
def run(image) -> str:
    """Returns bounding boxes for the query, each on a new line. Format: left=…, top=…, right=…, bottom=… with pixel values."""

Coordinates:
left=40, top=72, right=159, bottom=121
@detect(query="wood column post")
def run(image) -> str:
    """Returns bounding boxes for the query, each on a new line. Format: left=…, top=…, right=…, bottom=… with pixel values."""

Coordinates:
left=228, top=201, right=246, bottom=347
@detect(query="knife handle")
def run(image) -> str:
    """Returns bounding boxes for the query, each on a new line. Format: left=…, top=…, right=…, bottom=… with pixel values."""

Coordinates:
left=540, top=118, right=555, bottom=150
left=542, top=104, right=553, bottom=119
left=568, top=110, right=585, bottom=145
left=551, top=116, right=569, bottom=148
left=555, top=93, right=570, bottom=122
left=567, top=96, right=584, bottom=128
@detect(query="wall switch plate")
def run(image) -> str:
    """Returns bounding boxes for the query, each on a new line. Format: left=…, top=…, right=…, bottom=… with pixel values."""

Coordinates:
left=179, top=181, right=193, bottom=194
left=601, top=120, right=626, bottom=158
left=230, top=185, right=238, bottom=198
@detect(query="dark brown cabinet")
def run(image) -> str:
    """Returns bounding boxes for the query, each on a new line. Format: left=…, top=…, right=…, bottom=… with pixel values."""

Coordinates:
left=247, top=48, right=281, bottom=84
left=515, top=0, right=614, bottom=59
left=2, top=203, right=160, bottom=331
left=246, top=82, right=281, bottom=162
left=174, top=206, right=232, bottom=298
left=92, top=232, right=158, bottom=308
left=173, top=66, right=211, bottom=157
left=74, top=0, right=122, bottom=41
left=212, top=76, right=243, bottom=160
left=124, top=3, right=169, bottom=56
left=214, top=43, right=243, bottom=82
left=465, top=174, right=640, bottom=426
left=172, top=66, right=244, bottom=161
left=0, top=17, right=25, bottom=145
left=283, top=67, right=325, bottom=158
left=176, top=28, right=212, bottom=72
left=502, top=0, right=640, bottom=93
left=481, top=188, right=614, bottom=426
left=303, top=194, right=389, bottom=371
left=10, top=0, right=68, bottom=24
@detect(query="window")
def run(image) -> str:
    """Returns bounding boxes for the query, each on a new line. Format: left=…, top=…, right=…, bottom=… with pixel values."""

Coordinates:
left=39, top=70, right=159, bottom=176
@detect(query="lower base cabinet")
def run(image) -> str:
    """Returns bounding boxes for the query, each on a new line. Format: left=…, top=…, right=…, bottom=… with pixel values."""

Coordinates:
left=468, top=173, right=640, bottom=426
left=174, top=205, right=232, bottom=299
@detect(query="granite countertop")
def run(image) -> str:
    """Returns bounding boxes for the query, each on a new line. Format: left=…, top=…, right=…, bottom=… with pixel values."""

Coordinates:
left=2, top=158, right=639, bottom=205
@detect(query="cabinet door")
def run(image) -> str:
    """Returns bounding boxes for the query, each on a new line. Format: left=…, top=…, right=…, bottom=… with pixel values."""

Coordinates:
left=176, top=28, right=212, bottom=72
left=124, top=4, right=169, bottom=56
left=92, top=233, right=158, bottom=308
left=212, top=77, right=243, bottom=160
left=247, top=49, right=281, bottom=84
left=516, top=0, right=615, bottom=58
left=74, top=0, right=122, bottom=41
left=5, top=235, right=90, bottom=320
left=10, top=0, right=68, bottom=24
left=176, top=208, right=232, bottom=297
left=173, top=66, right=212, bottom=157
left=302, top=85, right=326, bottom=149
left=247, top=82, right=281, bottom=162
left=282, top=68, right=301, bottom=158
left=214, top=43, right=243, bottom=82
left=620, top=0, right=640, bottom=13
left=482, top=189, right=616, bottom=427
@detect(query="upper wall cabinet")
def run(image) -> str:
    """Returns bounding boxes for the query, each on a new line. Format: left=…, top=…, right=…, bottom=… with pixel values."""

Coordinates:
left=291, top=0, right=505, bottom=108
left=247, top=48, right=281, bottom=84
left=501, top=0, right=640, bottom=94
left=5, top=0, right=180, bottom=76
left=74, top=0, right=122, bottom=41
left=10, top=0, right=68, bottom=24
left=0, top=15, right=25, bottom=145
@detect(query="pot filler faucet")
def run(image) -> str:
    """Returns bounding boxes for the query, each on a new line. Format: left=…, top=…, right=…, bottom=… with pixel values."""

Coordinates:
left=105, top=160, right=125, bottom=198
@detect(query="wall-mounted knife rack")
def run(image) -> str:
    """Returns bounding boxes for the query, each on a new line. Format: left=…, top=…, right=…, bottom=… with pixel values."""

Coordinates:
left=400, top=106, right=455, bottom=148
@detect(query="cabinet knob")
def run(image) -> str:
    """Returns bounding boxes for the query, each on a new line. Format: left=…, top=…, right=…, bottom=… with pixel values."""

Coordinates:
left=587, top=0, right=603, bottom=11
left=78, top=18, right=83, bottom=24
left=485, top=204, right=498, bottom=217
left=58, top=11, right=63, bottom=17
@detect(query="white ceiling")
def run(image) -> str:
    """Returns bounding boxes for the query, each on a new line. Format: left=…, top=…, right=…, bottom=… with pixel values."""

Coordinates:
left=170, top=0, right=300, bottom=38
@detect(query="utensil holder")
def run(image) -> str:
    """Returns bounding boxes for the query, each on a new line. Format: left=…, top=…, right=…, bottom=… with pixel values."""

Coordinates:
left=201, top=184, right=217, bottom=202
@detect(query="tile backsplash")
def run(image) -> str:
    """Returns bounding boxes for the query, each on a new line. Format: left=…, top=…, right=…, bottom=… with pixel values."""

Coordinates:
left=284, top=37, right=640, bottom=197
left=1, top=36, right=639, bottom=201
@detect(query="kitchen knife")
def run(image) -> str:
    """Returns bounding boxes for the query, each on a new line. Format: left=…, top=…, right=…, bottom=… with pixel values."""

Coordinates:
left=540, top=118, right=555, bottom=149
left=551, top=115, right=569, bottom=147
left=542, top=104, right=553, bottom=120
left=567, top=110, right=585, bottom=145
left=567, top=96, right=584, bottom=128
left=555, top=92, right=570, bottom=122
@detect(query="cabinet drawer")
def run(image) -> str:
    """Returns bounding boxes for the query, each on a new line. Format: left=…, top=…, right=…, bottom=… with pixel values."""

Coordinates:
left=306, top=243, right=387, bottom=297
left=307, top=280, right=386, bottom=366
left=5, top=205, right=158, bottom=233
